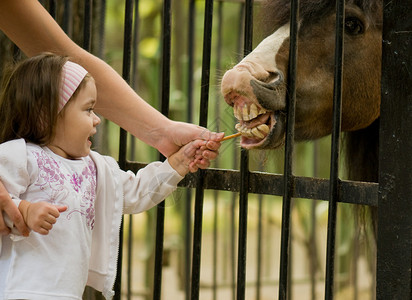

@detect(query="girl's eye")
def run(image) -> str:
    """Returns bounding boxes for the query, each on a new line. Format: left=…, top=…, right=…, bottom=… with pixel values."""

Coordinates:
left=87, top=108, right=94, bottom=113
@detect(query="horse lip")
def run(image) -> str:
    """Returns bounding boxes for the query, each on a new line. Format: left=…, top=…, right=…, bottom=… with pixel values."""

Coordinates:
left=250, top=78, right=286, bottom=112
left=240, top=111, right=286, bottom=149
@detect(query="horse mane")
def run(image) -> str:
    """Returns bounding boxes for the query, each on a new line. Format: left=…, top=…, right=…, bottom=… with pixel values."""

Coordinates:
left=259, top=0, right=382, bottom=35
left=344, top=119, right=379, bottom=182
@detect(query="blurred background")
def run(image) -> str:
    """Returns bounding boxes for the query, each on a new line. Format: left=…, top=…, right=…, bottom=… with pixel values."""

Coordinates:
left=0, top=0, right=375, bottom=299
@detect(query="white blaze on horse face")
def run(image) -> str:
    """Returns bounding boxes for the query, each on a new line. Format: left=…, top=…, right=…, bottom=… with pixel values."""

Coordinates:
left=221, top=23, right=290, bottom=106
left=235, top=23, right=290, bottom=80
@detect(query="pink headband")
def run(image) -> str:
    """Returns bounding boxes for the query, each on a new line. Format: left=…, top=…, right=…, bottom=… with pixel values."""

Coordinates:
left=59, top=61, right=88, bottom=113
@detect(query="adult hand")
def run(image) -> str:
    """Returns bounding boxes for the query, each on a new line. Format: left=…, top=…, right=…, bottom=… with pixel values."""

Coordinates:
left=158, top=121, right=224, bottom=165
left=0, top=181, right=30, bottom=236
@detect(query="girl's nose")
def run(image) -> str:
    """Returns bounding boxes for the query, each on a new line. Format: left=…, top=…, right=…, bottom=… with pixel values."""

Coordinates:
left=93, top=113, right=101, bottom=126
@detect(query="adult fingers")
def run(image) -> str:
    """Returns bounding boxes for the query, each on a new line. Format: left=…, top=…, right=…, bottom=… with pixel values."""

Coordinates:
left=205, top=140, right=222, bottom=151
left=3, top=202, right=29, bottom=236
left=207, top=132, right=225, bottom=141
left=0, top=216, right=11, bottom=235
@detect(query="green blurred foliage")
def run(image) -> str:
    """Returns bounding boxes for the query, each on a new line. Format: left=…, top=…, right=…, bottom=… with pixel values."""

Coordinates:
left=101, top=1, right=373, bottom=298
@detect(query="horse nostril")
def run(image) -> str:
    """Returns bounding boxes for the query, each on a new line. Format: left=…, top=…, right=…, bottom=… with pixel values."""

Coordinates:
left=267, top=71, right=283, bottom=84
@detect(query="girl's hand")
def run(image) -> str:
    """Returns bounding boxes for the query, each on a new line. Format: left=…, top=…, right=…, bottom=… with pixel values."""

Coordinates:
left=168, top=139, right=222, bottom=176
left=192, top=140, right=221, bottom=171
left=19, top=200, right=67, bottom=235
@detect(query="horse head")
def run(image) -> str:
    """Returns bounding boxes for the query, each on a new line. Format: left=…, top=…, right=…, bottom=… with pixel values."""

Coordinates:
left=221, top=0, right=382, bottom=151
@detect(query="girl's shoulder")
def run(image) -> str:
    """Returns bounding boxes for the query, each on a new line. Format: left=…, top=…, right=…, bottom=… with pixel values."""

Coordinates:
left=0, top=138, right=41, bottom=155
left=0, top=138, right=28, bottom=157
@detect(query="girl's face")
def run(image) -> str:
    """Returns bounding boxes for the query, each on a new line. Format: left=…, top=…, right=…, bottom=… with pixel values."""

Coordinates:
left=49, top=79, right=101, bottom=159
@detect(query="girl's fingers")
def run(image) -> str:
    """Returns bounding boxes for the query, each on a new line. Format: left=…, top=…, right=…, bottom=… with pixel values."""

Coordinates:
left=188, top=162, right=199, bottom=173
left=37, top=228, right=49, bottom=235
left=202, top=150, right=219, bottom=160
left=56, top=205, right=68, bottom=213
left=196, top=158, right=210, bottom=169
left=205, top=140, right=222, bottom=151
left=41, top=222, right=53, bottom=231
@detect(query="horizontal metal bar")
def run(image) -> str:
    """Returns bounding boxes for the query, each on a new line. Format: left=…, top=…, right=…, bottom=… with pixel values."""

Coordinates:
left=125, top=162, right=378, bottom=206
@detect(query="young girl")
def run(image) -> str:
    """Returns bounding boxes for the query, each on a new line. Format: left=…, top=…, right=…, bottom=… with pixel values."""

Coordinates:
left=0, top=53, right=217, bottom=299
left=0, top=0, right=224, bottom=238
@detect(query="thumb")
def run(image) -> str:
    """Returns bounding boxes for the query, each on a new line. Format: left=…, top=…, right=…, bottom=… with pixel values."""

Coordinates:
left=56, top=205, right=68, bottom=213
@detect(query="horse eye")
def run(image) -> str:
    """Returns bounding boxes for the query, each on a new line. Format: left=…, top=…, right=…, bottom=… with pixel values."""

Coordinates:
left=345, top=17, right=364, bottom=35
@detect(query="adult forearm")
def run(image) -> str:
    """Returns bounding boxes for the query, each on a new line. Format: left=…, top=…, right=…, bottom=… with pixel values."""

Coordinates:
left=0, top=0, right=170, bottom=151
left=0, top=0, right=222, bottom=159
left=71, top=51, right=172, bottom=150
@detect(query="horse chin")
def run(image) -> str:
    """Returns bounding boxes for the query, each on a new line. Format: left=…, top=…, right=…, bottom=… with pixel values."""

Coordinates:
left=240, top=111, right=286, bottom=149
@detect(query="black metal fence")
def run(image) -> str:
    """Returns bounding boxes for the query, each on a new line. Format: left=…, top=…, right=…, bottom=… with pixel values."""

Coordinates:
left=2, top=0, right=411, bottom=299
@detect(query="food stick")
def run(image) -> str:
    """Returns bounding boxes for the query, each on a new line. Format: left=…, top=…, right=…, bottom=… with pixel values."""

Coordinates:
left=221, top=132, right=242, bottom=141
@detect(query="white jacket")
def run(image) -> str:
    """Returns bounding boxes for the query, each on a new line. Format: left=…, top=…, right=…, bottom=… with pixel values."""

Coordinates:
left=0, top=139, right=183, bottom=299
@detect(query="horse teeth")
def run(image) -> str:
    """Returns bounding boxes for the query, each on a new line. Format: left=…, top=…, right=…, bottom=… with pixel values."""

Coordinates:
left=257, top=124, right=270, bottom=134
left=259, top=107, right=267, bottom=115
left=244, top=129, right=254, bottom=137
left=249, top=104, right=258, bottom=119
left=252, top=127, right=265, bottom=139
left=242, top=105, right=249, bottom=121
left=234, top=108, right=241, bottom=120
left=234, top=104, right=267, bottom=121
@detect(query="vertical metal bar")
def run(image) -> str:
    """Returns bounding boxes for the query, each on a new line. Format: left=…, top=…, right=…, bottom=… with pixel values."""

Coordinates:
left=152, top=1, right=172, bottom=299
left=62, top=0, right=73, bottom=36
left=126, top=1, right=139, bottom=299
left=212, top=2, right=223, bottom=300
left=131, top=0, right=140, bottom=91
left=256, top=193, right=263, bottom=300
left=49, top=0, right=57, bottom=19
left=191, top=0, right=213, bottom=299
left=236, top=150, right=249, bottom=300
left=114, top=0, right=134, bottom=298
left=187, top=0, right=195, bottom=126
left=310, top=142, right=319, bottom=300
left=236, top=1, right=253, bottom=300
left=231, top=5, right=244, bottom=300
left=324, top=0, right=345, bottom=299
left=230, top=193, right=237, bottom=300
left=126, top=214, right=133, bottom=300
left=97, top=0, right=107, bottom=60
left=184, top=1, right=195, bottom=299
left=278, top=0, right=299, bottom=299
left=83, top=0, right=92, bottom=51
left=212, top=188, right=218, bottom=300
left=377, top=1, right=412, bottom=299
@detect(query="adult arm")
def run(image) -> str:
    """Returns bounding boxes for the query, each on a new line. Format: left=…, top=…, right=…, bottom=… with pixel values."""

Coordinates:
left=0, top=181, right=29, bottom=236
left=0, top=0, right=223, bottom=157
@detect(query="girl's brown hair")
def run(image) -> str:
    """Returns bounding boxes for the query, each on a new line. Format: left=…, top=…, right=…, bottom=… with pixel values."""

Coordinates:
left=0, top=53, right=69, bottom=145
